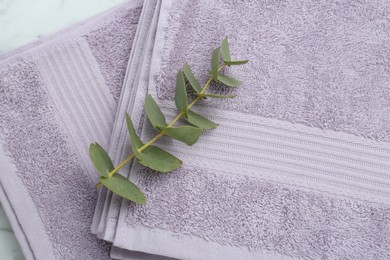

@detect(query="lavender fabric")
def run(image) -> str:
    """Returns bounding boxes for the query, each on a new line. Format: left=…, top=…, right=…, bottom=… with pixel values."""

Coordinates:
left=100, top=0, right=390, bottom=259
left=93, top=0, right=162, bottom=243
left=0, top=1, right=142, bottom=259
left=1, top=0, right=389, bottom=259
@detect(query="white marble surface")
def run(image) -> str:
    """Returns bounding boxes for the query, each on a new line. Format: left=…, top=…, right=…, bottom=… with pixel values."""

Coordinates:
left=0, top=0, right=124, bottom=53
left=0, top=206, right=24, bottom=260
left=0, top=0, right=123, bottom=259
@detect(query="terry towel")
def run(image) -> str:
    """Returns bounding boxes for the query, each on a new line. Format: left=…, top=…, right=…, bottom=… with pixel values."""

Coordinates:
left=0, top=0, right=143, bottom=259
left=100, top=0, right=390, bottom=259
left=92, top=0, right=162, bottom=243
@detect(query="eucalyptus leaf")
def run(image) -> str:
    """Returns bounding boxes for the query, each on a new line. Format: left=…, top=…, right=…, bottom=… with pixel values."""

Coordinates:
left=89, top=143, right=114, bottom=178
left=126, top=113, right=181, bottom=172
left=224, top=60, right=249, bottom=66
left=202, top=94, right=236, bottom=99
left=175, top=70, right=188, bottom=115
left=136, top=145, right=182, bottom=172
left=186, top=110, right=217, bottom=130
left=211, top=47, right=220, bottom=80
left=217, top=74, right=241, bottom=87
left=145, top=94, right=167, bottom=128
left=159, top=125, right=202, bottom=146
left=126, top=113, right=143, bottom=148
left=100, top=174, right=146, bottom=204
left=221, top=37, right=231, bottom=62
left=90, top=37, right=249, bottom=204
left=183, top=64, right=202, bottom=93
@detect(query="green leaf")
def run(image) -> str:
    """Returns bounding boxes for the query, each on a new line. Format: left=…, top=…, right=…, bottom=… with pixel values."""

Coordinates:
left=175, top=70, right=188, bottom=115
left=126, top=113, right=181, bottom=172
left=159, top=125, right=202, bottom=146
left=221, top=37, right=231, bottom=62
left=211, top=47, right=220, bottom=80
left=136, top=145, right=182, bottom=172
left=217, top=74, right=241, bottom=87
left=145, top=95, right=167, bottom=128
left=202, top=94, right=236, bottom=99
left=186, top=110, right=217, bottom=130
left=89, top=143, right=114, bottom=178
left=221, top=38, right=249, bottom=66
left=100, top=174, right=146, bottom=204
left=125, top=113, right=143, bottom=149
left=224, top=60, right=249, bottom=66
left=183, top=64, right=202, bottom=93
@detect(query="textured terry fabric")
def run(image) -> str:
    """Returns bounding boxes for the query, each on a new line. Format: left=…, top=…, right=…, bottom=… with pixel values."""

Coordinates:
left=156, top=0, right=390, bottom=141
left=105, top=0, right=390, bottom=259
left=0, top=1, right=142, bottom=259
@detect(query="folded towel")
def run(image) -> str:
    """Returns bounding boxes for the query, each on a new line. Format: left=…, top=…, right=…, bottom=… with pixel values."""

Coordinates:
left=100, top=0, right=390, bottom=259
left=92, top=0, right=162, bottom=243
left=0, top=1, right=143, bottom=259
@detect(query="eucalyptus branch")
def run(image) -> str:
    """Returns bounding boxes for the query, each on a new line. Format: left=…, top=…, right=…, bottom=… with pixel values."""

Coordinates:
left=103, top=65, right=224, bottom=181
left=89, top=38, right=248, bottom=204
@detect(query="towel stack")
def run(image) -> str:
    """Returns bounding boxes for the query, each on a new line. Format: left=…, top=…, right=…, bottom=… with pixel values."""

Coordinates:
left=1, top=0, right=390, bottom=259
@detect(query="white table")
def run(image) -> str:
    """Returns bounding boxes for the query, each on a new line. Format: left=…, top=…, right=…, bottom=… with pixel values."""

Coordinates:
left=0, top=0, right=123, bottom=258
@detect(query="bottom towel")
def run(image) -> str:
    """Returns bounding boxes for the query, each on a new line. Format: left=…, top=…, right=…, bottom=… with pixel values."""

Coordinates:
left=0, top=0, right=142, bottom=259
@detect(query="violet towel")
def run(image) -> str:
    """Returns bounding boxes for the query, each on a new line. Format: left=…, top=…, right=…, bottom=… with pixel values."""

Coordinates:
left=101, top=0, right=390, bottom=259
left=0, top=0, right=143, bottom=259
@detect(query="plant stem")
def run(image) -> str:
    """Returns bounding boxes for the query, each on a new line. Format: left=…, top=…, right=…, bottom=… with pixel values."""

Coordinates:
left=101, top=64, right=226, bottom=183
left=107, top=154, right=135, bottom=178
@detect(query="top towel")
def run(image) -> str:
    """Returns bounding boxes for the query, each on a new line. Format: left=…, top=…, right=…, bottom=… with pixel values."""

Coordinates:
left=105, top=0, right=390, bottom=259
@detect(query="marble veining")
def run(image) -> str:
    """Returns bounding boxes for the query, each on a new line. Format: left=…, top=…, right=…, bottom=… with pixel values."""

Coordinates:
left=0, top=205, right=23, bottom=259
left=0, top=204, right=11, bottom=231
